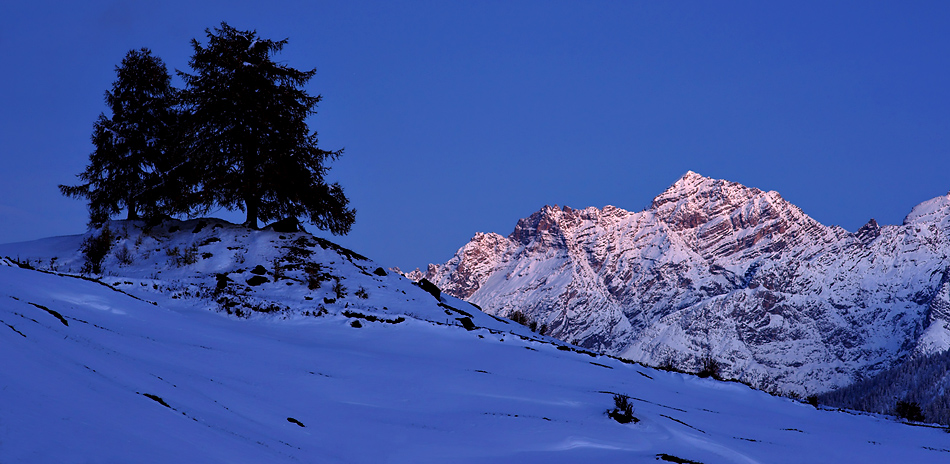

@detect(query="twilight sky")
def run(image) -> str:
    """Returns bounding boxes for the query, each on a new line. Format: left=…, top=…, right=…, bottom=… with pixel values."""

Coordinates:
left=2, top=1, right=950, bottom=271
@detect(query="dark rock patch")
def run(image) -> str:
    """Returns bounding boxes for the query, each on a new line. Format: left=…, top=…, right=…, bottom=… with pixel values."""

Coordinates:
left=246, top=275, right=269, bottom=286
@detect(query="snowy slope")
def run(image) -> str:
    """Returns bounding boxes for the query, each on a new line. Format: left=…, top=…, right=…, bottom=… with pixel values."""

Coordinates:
left=0, top=218, right=519, bottom=334
left=3, top=250, right=950, bottom=463
left=424, top=171, right=950, bottom=395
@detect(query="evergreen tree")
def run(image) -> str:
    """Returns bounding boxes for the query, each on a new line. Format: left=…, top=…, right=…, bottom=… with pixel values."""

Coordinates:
left=179, top=22, right=355, bottom=232
left=60, top=48, right=179, bottom=224
left=895, top=400, right=925, bottom=422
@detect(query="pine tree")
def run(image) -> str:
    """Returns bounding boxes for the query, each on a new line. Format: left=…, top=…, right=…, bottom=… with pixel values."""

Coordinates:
left=60, top=48, right=179, bottom=224
left=179, top=22, right=355, bottom=232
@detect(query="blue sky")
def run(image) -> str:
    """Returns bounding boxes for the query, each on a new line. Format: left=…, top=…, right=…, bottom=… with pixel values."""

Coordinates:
left=2, top=1, right=950, bottom=270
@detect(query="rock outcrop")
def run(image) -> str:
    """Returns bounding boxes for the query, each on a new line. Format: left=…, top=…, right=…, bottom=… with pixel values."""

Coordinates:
left=424, top=171, right=950, bottom=394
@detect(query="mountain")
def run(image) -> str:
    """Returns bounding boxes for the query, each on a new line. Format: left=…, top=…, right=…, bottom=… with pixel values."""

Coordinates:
left=2, top=219, right=950, bottom=462
left=423, top=171, right=950, bottom=396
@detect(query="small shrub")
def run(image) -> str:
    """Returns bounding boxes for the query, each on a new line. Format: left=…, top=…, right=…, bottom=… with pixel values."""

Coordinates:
left=658, top=357, right=677, bottom=372
left=272, top=257, right=284, bottom=281
left=507, top=311, right=546, bottom=334
left=81, top=227, right=114, bottom=274
left=509, top=310, right=529, bottom=326
left=282, top=244, right=313, bottom=264
left=251, top=302, right=283, bottom=313
left=307, top=274, right=322, bottom=290
left=181, top=244, right=198, bottom=265
left=168, top=244, right=198, bottom=266
left=332, top=280, right=347, bottom=299
left=304, top=263, right=330, bottom=290
left=806, top=395, right=819, bottom=409
left=895, top=400, right=925, bottom=422
left=355, top=287, right=369, bottom=299
left=115, top=245, right=134, bottom=265
left=607, top=393, right=638, bottom=424
left=304, top=306, right=328, bottom=317
left=697, top=356, right=722, bottom=380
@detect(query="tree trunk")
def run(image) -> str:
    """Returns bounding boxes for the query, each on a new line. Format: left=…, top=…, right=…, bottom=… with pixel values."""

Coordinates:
left=126, top=198, right=139, bottom=220
left=244, top=195, right=259, bottom=229
left=242, top=145, right=259, bottom=229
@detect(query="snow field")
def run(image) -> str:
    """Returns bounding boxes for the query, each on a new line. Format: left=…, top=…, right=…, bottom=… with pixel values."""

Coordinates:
left=2, top=262, right=950, bottom=463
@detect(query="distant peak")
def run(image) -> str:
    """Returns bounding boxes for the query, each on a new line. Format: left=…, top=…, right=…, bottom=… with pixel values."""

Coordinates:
left=654, top=171, right=744, bottom=208
left=673, top=170, right=710, bottom=187
left=855, top=218, right=881, bottom=244
left=649, top=171, right=802, bottom=233
left=681, top=169, right=704, bottom=179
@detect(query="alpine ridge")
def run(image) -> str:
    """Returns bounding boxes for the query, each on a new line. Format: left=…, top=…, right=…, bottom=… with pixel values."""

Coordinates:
left=424, top=171, right=950, bottom=394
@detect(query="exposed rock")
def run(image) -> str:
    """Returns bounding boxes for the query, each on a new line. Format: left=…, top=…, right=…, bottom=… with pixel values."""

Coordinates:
left=265, top=217, right=305, bottom=233
left=425, top=171, right=950, bottom=394
left=246, top=275, right=269, bottom=286
left=390, top=267, right=424, bottom=281
left=250, top=265, right=267, bottom=275
left=855, top=218, right=880, bottom=245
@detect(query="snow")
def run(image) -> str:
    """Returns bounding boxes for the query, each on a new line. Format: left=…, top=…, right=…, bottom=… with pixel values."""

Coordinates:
left=2, top=222, right=950, bottom=462
left=903, top=195, right=950, bottom=225
left=424, top=172, right=950, bottom=395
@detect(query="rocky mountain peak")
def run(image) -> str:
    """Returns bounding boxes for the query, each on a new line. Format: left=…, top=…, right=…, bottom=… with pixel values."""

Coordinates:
left=648, top=172, right=822, bottom=261
left=651, top=171, right=785, bottom=228
left=510, top=205, right=570, bottom=247
left=903, top=194, right=950, bottom=225
left=653, top=170, right=718, bottom=203
left=855, top=218, right=881, bottom=244
left=425, top=172, right=950, bottom=395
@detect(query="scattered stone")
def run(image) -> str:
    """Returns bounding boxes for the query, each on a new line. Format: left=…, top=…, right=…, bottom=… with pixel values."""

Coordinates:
left=457, top=317, right=476, bottom=331
left=266, top=217, right=303, bottom=233
left=250, top=265, right=267, bottom=275
left=246, top=275, right=269, bottom=286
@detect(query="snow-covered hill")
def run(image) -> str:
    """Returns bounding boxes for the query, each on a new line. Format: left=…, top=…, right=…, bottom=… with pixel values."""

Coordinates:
left=0, top=218, right=517, bottom=334
left=424, top=171, right=950, bottom=396
left=2, top=222, right=950, bottom=463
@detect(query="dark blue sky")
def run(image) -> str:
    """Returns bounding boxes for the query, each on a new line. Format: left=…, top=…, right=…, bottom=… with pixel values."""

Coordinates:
left=3, top=1, right=950, bottom=270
